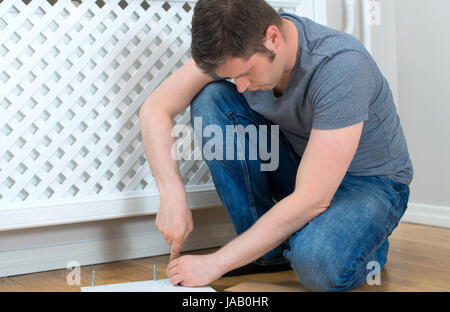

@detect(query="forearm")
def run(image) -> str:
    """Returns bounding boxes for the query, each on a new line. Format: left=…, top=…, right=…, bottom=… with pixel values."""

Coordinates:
left=214, top=192, right=326, bottom=273
left=139, top=104, right=185, bottom=196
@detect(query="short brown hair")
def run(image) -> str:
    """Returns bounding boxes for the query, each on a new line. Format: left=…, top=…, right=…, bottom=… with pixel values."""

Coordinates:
left=191, top=0, right=283, bottom=76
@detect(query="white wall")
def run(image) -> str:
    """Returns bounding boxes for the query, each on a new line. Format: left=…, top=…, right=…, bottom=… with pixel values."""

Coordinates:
left=395, top=0, right=450, bottom=207
left=370, top=0, right=399, bottom=105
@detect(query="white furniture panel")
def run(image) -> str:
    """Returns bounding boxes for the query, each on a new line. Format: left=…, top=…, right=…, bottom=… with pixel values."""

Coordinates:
left=0, top=0, right=326, bottom=230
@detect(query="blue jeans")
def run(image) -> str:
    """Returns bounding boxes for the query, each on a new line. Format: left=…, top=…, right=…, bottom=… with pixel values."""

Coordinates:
left=190, top=81, right=410, bottom=292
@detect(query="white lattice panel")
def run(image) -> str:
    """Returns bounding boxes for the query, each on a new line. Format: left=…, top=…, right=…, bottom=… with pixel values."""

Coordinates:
left=0, top=0, right=326, bottom=229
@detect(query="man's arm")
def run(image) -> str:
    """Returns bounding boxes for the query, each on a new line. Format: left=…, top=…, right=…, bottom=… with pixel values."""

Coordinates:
left=139, top=60, right=213, bottom=260
left=167, top=122, right=363, bottom=286
left=215, top=121, right=364, bottom=271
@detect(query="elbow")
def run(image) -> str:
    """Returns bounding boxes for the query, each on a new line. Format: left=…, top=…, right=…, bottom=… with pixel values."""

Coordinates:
left=139, top=98, right=152, bottom=120
left=291, top=191, right=330, bottom=218
left=314, top=194, right=332, bottom=215
left=316, top=193, right=332, bottom=211
left=316, top=200, right=330, bottom=215
left=309, top=198, right=329, bottom=218
left=139, top=95, right=160, bottom=123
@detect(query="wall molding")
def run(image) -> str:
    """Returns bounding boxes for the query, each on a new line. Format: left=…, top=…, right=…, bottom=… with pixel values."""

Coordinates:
left=1, top=199, right=447, bottom=278
left=401, top=202, right=450, bottom=229
left=0, top=215, right=236, bottom=278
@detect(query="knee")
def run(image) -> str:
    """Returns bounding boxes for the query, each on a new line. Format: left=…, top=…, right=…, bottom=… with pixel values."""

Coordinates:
left=287, top=241, right=366, bottom=292
left=190, top=80, right=237, bottom=123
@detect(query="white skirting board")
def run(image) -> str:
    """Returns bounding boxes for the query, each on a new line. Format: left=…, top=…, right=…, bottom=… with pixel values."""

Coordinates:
left=0, top=215, right=237, bottom=278
left=0, top=201, right=448, bottom=278
left=401, top=202, right=450, bottom=229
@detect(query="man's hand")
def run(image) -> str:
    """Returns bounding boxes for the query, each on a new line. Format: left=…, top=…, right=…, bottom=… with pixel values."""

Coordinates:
left=166, top=253, right=224, bottom=287
left=155, top=190, right=193, bottom=261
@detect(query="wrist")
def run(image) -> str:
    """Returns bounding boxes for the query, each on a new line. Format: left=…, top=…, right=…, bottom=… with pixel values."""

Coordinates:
left=212, top=248, right=233, bottom=276
left=158, top=181, right=186, bottom=200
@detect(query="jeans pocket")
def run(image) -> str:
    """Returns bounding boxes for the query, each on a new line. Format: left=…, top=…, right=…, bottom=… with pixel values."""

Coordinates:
left=378, top=177, right=410, bottom=235
left=378, top=176, right=408, bottom=195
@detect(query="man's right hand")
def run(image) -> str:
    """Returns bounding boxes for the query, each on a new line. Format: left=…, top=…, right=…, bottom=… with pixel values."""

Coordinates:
left=140, top=60, right=211, bottom=262
left=155, top=190, right=194, bottom=261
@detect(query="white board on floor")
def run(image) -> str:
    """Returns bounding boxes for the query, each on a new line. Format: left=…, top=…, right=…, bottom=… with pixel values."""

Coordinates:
left=80, top=278, right=216, bottom=292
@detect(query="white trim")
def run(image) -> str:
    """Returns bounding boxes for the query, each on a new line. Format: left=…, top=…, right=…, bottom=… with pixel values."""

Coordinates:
left=0, top=185, right=221, bottom=232
left=343, top=0, right=356, bottom=34
left=361, top=0, right=372, bottom=53
left=290, top=0, right=327, bottom=25
left=1, top=201, right=447, bottom=278
left=313, top=0, right=328, bottom=25
left=0, top=219, right=236, bottom=278
left=401, top=202, right=450, bottom=229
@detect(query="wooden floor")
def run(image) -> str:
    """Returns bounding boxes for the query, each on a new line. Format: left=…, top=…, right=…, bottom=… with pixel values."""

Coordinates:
left=0, top=222, right=449, bottom=292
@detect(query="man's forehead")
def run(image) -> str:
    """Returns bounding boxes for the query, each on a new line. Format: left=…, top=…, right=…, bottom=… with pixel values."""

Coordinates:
left=215, top=56, right=252, bottom=78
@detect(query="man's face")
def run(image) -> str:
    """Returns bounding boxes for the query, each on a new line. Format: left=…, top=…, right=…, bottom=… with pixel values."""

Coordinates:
left=215, top=51, right=285, bottom=93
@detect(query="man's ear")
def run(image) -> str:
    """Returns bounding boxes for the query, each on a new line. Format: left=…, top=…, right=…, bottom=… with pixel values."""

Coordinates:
left=263, top=25, right=281, bottom=50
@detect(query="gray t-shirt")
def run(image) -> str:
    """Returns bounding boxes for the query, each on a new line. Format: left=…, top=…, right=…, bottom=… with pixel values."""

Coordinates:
left=240, top=13, right=413, bottom=185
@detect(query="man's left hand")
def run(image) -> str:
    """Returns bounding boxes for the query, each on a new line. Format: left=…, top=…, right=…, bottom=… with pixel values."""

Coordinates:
left=166, top=253, right=224, bottom=287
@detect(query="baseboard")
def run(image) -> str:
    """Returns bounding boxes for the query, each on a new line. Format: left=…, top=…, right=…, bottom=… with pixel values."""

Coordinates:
left=401, top=202, right=450, bottom=228
left=1, top=199, right=447, bottom=278
left=0, top=217, right=237, bottom=278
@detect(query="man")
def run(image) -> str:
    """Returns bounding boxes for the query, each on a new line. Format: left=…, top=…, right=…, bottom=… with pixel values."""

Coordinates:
left=139, top=0, right=413, bottom=291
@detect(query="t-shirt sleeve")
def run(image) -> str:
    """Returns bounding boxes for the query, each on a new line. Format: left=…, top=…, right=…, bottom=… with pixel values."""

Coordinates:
left=308, top=50, right=379, bottom=130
